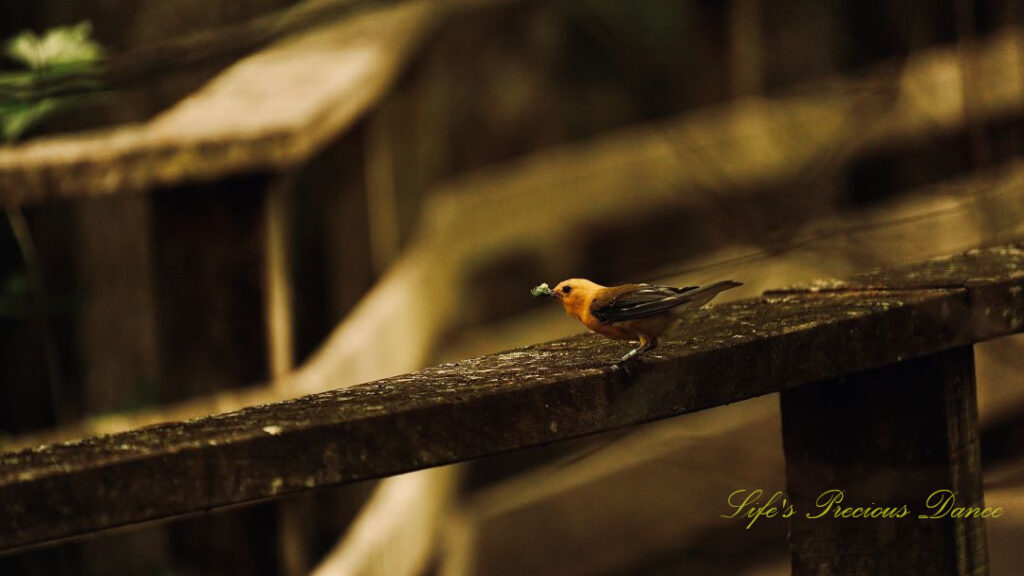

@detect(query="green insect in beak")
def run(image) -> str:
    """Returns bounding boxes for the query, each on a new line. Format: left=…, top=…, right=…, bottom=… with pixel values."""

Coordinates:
left=531, top=283, right=553, bottom=297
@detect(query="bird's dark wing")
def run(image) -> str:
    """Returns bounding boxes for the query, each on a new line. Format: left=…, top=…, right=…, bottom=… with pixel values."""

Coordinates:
left=590, top=284, right=699, bottom=323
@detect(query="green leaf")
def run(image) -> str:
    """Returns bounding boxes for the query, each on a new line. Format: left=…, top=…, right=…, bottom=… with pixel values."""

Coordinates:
left=0, top=22, right=107, bottom=143
left=0, top=93, right=105, bottom=143
left=0, top=70, right=35, bottom=92
left=1, top=98, right=59, bottom=143
left=4, top=21, right=105, bottom=70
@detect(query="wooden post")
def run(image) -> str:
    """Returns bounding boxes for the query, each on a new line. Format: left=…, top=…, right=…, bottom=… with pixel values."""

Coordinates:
left=264, top=175, right=296, bottom=384
left=781, top=346, right=988, bottom=575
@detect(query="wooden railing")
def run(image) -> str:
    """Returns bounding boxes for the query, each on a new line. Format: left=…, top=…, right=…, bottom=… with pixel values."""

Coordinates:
left=2, top=244, right=1022, bottom=574
left=2, top=4, right=1024, bottom=575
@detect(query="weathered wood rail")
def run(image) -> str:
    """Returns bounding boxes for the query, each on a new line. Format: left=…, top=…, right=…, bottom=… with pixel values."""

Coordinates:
left=1, top=244, right=1022, bottom=572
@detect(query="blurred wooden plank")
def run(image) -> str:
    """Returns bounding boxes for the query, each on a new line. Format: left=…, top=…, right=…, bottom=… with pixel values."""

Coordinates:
left=0, top=245, right=1021, bottom=551
left=0, top=0, right=447, bottom=205
left=261, top=175, right=304, bottom=576
left=442, top=395, right=787, bottom=576
left=782, top=347, right=987, bottom=575
left=984, top=485, right=1024, bottom=575
left=264, top=175, right=297, bottom=383
left=980, top=377, right=1024, bottom=507
left=310, top=467, right=460, bottom=576
left=411, top=33, right=1024, bottom=288
left=2, top=23, right=1023, bottom=207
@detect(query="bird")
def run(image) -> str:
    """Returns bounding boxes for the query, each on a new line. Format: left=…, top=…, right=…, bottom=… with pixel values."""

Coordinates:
left=532, top=278, right=741, bottom=363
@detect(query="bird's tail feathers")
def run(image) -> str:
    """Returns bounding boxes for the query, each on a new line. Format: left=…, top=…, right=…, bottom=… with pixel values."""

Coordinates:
left=676, top=280, right=742, bottom=311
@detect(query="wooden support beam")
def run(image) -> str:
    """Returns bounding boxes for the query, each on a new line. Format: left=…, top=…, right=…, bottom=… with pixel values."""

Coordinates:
left=781, top=346, right=988, bottom=575
left=264, top=175, right=297, bottom=383
left=0, top=245, right=1020, bottom=552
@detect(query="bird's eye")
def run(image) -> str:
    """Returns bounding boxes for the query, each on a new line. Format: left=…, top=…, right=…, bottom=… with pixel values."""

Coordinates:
left=562, top=285, right=572, bottom=294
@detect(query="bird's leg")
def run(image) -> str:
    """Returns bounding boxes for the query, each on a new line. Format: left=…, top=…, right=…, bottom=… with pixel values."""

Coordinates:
left=619, top=347, right=640, bottom=363
left=618, top=335, right=657, bottom=364
left=641, top=335, right=658, bottom=353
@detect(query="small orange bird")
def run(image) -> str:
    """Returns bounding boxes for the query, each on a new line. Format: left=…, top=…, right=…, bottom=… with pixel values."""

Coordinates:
left=532, top=278, right=741, bottom=363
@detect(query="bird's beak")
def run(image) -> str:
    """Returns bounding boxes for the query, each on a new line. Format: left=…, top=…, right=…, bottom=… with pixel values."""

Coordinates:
left=531, top=283, right=554, bottom=297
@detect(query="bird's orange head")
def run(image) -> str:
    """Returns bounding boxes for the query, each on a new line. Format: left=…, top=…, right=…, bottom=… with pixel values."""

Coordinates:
left=551, top=278, right=604, bottom=318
